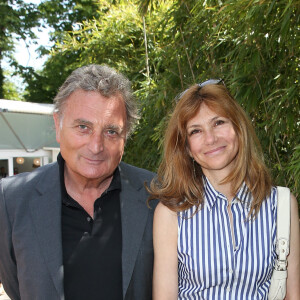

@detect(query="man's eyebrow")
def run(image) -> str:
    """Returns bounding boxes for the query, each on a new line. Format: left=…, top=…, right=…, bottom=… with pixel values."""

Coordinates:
left=73, top=119, right=93, bottom=126
left=105, top=124, right=124, bottom=132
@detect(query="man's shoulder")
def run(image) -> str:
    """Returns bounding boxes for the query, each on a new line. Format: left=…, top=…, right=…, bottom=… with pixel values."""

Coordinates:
left=118, top=162, right=158, bottom=207
left=118, top=162, right=156, bottom=192
left=0, top=162, right=59, bottom=212
left=1, top=162, right=59, bottom=191
left=119, top=161, right=155, bottom=181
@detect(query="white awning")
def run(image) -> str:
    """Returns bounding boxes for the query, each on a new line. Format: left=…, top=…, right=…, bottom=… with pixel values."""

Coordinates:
left=0, top=99, right=59, bottom=176
left=0, top=99, right=54, bottom=115
left=0, top=99, right=59, bottom=150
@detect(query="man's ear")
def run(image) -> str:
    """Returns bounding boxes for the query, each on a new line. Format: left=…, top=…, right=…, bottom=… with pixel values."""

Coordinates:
left=53, top=113, right=61, bottom=144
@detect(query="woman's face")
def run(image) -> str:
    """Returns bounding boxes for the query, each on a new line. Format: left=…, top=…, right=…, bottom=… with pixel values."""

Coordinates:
left=186, top=103, right=239, bottom=179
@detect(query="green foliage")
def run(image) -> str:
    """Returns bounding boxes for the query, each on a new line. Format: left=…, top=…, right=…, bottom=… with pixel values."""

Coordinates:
left=3, top=71, right=23, bottom=100
left=133, top=0, right=300, bottom=197
left=156, top=0, right=298, bottom=199
left=288, top=145, right=300, bottom=191
left=22, top=0, right=103, bottom=103
left=0, top=0, right=40, bottom=98
left=22, top=52, right=79, bottom=103
left=47, top=0, right=176, bottom=170
left=22, top=0, right=300, bottom=200
left=38, top=0, right=102, bottom=38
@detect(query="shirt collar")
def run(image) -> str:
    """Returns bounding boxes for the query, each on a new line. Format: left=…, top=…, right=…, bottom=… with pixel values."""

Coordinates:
left=235, top=182, right=252, bottom=204
left=203, top=176, right=252, bottom=211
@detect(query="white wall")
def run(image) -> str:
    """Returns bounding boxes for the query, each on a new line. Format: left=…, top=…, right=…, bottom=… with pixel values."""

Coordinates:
left=0, top=148, right=59, bottom=176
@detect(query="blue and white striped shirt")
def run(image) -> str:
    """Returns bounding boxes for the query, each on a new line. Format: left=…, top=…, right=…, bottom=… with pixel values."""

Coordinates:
left=178, top=178, right=277, bottom=300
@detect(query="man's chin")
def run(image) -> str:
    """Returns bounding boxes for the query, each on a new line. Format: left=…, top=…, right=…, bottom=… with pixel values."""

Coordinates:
left=79, top=169, right=106, bottom=180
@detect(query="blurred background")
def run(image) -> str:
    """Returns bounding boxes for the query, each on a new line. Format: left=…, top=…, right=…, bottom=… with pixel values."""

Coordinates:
left=1, top=0, right=299, bottom=203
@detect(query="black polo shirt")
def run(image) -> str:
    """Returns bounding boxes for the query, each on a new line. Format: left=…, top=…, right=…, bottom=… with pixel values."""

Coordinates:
left=58, top=154, right=123, bottom=300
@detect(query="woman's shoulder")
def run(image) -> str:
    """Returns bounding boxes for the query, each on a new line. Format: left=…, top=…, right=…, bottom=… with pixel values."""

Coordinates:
left=267, top=186, right=298, bottom=213
left=155, top=202, right=177, bottom=219
left=153, top=202, right=178, bottom=242
left=264, top=186, right=278, bottom=209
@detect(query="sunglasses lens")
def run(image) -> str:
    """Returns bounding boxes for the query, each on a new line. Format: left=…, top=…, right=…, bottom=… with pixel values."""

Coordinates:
left=174, top=91, right=186, bottom=102
left=198, top=79, right=223, bottom=88
left=175, top=78, right=223, bottom=102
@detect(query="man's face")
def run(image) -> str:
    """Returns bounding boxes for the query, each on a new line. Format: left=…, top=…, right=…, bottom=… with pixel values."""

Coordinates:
left=54, top=89, right=127, bottom=183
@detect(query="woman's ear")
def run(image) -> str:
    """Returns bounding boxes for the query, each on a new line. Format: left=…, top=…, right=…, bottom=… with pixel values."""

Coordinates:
left=186, top=145, right=193, bottom=159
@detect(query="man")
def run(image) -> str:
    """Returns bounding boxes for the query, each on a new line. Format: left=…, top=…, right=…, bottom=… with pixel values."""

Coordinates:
left=0, top=65, right=157, bottom=300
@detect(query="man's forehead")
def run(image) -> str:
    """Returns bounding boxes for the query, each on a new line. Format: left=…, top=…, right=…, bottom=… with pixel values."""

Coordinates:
left=70, top=90, right=123, bottom=106
left=63, top=91, right=125, bottom=112
left=67, top=89, right=123, bottom=102
left=72, top=118, right=124, bottom=128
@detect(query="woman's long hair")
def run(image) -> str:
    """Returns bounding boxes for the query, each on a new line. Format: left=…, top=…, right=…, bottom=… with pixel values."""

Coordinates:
left=149, top=84, right=272, bottom=218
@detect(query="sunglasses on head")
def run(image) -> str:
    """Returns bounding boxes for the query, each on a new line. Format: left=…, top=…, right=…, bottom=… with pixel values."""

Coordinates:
left=175, top=78, right=224, bottom=102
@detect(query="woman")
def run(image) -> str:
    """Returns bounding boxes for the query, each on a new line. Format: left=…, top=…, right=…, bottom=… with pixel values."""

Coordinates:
left=150, top=80, right=300, bottom=299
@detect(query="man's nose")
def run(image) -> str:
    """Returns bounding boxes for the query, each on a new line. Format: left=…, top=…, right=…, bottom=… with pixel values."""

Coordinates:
left=88, top=133, right=104, bottom=153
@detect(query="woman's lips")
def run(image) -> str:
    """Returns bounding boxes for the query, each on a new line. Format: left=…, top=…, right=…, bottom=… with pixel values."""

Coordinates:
left=204, top=146, right=226, bottom=155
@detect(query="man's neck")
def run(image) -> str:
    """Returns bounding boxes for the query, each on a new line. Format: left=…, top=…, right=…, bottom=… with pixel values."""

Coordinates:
left=63, top=166, right=113, bottom=217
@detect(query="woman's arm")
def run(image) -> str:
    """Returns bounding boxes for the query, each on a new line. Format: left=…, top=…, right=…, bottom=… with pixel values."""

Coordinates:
left=286, top=194, right=300, bottom=299
left=153, top=202, right=178, bottom=300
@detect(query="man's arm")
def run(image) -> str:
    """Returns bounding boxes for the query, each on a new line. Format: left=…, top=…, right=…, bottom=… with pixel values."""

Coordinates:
left=0, top=180, right=20, bottom=300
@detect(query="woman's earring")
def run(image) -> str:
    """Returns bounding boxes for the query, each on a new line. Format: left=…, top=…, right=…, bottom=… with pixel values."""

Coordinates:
left=192, top=158, right=196, bottom=178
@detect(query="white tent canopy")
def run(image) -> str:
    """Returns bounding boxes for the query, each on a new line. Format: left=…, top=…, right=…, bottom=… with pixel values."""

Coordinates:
left=0, top=99, right=60, bottom=176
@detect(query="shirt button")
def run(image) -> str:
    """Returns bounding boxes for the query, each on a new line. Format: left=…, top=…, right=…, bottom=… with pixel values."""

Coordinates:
left=227, top=287, right=231, bottom=292
left=87, top=217, right=91, bottom=222
left=229, top=269, right=233, bottom=274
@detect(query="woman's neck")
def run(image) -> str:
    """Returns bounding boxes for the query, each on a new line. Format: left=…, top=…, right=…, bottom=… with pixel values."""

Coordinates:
left=203, top=171, right=235, bottom=202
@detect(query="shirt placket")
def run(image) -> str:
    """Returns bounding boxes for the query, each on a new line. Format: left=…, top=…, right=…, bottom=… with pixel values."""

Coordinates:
left=228, top=200, right=246, bottom=299
left=220, top=196, right=236, bottom=298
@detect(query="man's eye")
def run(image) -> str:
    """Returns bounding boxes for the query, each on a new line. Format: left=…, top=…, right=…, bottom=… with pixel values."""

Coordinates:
left=78, top=125, right=88, bottom=130
left=107, top=130, right=118, bottom=135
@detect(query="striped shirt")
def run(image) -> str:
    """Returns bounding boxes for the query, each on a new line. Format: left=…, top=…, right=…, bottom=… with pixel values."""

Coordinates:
left=177, top=177, right=277, bottom=300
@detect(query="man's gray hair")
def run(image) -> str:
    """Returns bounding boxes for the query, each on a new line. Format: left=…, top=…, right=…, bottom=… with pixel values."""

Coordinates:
left=54, top=64, right=139, bottom=138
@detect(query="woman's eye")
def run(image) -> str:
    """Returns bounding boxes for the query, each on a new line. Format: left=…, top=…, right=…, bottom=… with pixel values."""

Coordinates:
left=189, top=129, right=201, bottom=135
left=215, top=120, right=225, bottom=126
